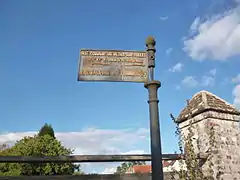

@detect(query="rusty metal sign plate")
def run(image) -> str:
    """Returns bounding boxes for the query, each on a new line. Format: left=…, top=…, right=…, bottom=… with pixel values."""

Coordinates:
left=78, top=49, right=148, bottom=82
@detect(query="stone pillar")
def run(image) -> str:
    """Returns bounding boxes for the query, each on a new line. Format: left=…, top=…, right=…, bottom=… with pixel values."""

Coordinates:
left=176, top=90, right=240, bottom=180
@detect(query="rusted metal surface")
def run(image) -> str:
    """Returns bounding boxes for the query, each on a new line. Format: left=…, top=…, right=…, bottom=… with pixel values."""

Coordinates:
left=0, top=154, right=187, bottom=163
left=78, top=49, right=148, bottom=83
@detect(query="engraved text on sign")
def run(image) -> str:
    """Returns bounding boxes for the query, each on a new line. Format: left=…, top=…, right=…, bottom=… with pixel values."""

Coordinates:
left=78, top=49, right=148, bottom=82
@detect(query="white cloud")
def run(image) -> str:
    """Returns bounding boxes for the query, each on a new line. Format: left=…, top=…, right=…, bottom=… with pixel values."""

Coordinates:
left=121, top=150, right=146, bottom=155
left=0, top=128, right=149, bottom=174
left=209, top=68, right=217, bottom=76
left=201, top=76, right=215, bottom=87
left=101, top=167, right=117, bottom=174
left=201, top=69, right=216, bottom=87
left=182, top=76, right=199, bottom=88
left=183, top=5, right=240, bottom=61
left=180, top=69, right=216, bottom=88
left=168, top=63, right=184, bottom=72
left=190, top=17, right=201, bottom=33
left=0, top=132, right=35, bottom=146
left=159, top=16, right=168, bottom=21
left=233, top=84, right=240, bottom=107
left=166, top=48, right=173, bottom=56
left=232, top=74, right=240, bottom=83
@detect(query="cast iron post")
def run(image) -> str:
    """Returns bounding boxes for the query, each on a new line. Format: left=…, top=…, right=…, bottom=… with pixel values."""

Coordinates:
left=145, top=36, right=164, bottom=180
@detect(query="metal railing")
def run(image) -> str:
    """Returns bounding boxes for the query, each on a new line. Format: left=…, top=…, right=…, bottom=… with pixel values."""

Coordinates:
left=0, top=154, right=184, bottom=163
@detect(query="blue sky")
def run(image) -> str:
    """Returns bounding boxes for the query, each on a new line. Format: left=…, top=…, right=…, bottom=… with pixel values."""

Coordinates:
left=1, top=0, right=240, bottom=174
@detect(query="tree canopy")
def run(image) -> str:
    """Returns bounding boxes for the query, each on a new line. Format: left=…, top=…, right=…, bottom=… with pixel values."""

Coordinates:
left=38, top=123, right=55, bottom=139
left=0, top=125, right=81, bottom=176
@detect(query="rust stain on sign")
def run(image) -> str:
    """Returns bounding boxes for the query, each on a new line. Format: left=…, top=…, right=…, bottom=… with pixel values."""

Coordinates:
left=78, top=49, right=148, bottom=83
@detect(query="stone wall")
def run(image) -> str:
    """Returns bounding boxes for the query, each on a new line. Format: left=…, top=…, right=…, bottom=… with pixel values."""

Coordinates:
left=178, top=91, right=240, bottom=180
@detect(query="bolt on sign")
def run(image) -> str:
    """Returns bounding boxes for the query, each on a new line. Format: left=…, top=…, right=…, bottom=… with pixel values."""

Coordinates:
left=78, top=49, right=148, bottom=82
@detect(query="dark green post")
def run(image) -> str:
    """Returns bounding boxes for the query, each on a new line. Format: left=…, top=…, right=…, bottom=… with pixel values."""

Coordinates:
left=145, top=36, right=164, bottom=180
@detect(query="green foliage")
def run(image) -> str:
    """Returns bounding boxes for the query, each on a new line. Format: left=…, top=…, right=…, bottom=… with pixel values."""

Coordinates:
left=0, top=135, right=81, bottom=176
left=170, top=113, right=215, bottom=180
left=73, top=171, right=85, bottom=175
left=115, top=161, right=146, bottom=174
left=38, top=123, right=55, bottom=139
left=0, top=144, right=8, bottom=151
left=170, top=113, right=187, bottom=180
left=183, top=121, right=204, bottom=180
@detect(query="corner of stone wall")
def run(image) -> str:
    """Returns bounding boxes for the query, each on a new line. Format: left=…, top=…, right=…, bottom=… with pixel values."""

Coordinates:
left=178, top=110, right=240, bottom=180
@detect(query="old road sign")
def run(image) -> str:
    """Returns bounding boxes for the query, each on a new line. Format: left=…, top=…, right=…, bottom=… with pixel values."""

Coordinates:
left=78, top=49, right=148, bottom=83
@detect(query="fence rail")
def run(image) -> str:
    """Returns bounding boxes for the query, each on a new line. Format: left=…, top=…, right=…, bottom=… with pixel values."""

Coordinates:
left=0, top=174, right=176, bottom=180
left=0, top=153, right=207, bottom=163
left=0, top=154, right=207, bottom=180
left=0, top=154, right=182, bottom=163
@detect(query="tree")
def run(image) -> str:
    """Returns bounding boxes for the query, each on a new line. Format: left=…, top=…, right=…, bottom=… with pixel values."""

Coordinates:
left=38, top=123, right=55, bottom=139
left=0, top=134, right=81, bottom=176
left=0, top=144, right=8, bottom=151
left=115, top=161, right=146, bottom=174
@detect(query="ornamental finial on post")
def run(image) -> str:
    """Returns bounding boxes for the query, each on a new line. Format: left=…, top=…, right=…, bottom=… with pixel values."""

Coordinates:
left=146, top=36, right=156, bottom=47
left=146, top=36, right=156, bottom=69
left=146, top=36, right=156, bottom=81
